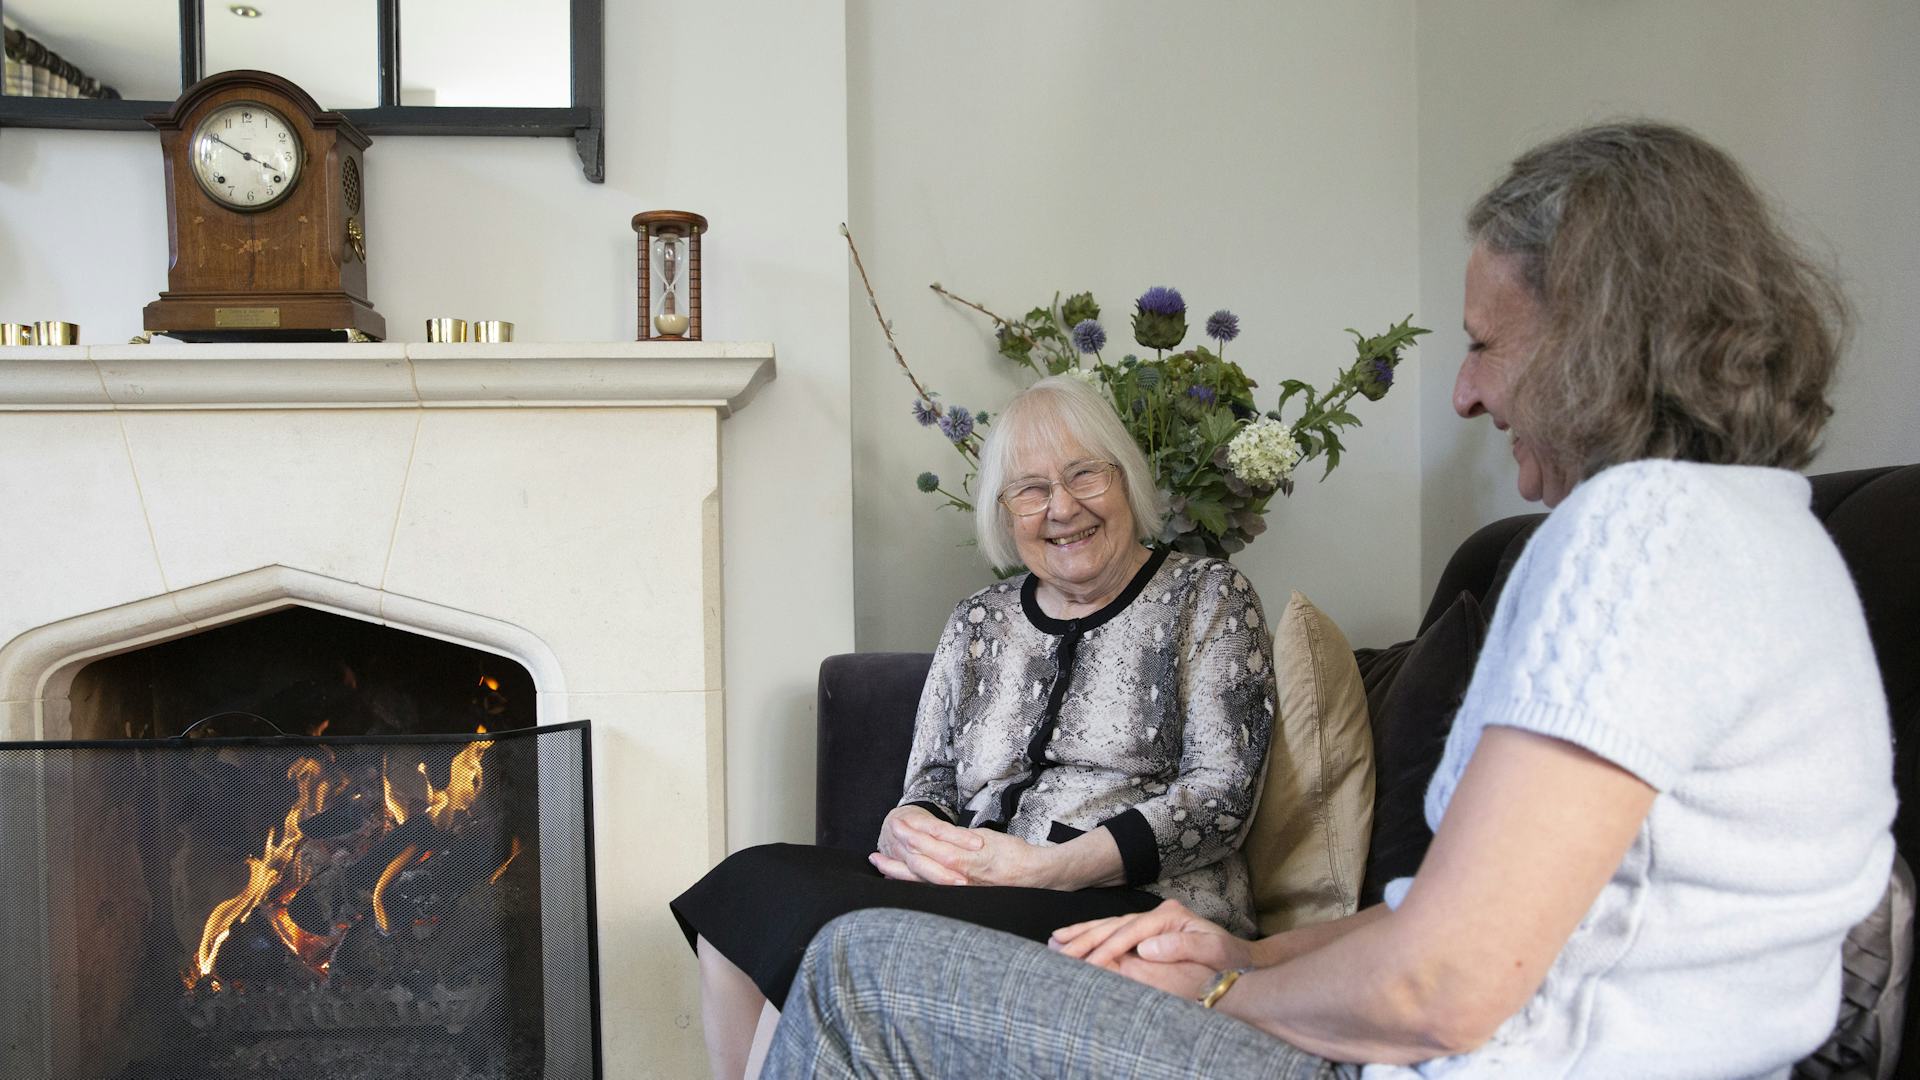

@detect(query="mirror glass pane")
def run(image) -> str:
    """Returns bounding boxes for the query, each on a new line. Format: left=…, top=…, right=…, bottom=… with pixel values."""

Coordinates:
left=2, top=0, right=181, bottom=100
left=399, top=0, right=568, bottom=108
left=203, top=0, right=379, bottom=110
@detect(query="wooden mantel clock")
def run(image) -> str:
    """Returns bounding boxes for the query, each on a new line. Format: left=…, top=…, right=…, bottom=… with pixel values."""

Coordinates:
left=144, top=70, right=385, bottom=342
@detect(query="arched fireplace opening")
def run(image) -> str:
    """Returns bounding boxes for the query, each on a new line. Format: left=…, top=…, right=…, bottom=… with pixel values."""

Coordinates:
left=3, top=606, right=597, bottom=1080
left=68, top=605, right=538, bottom=742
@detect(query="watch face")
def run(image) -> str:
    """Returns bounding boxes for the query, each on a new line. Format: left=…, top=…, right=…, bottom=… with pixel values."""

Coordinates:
left=188, top=101, right=303, bottom=211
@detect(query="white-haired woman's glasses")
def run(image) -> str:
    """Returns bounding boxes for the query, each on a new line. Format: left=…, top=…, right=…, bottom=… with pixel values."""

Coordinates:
left=999, top=460, right=1118, bottom=517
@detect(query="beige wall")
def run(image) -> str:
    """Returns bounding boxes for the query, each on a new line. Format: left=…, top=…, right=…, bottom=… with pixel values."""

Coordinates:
left=847, top=0, right=1426, bottom=655
left=1414, top=1, right=1920, bottom=593
left=0, top=0, right=855, bottom=871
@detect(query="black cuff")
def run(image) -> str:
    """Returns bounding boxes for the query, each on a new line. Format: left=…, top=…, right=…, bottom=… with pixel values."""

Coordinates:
left=903, top=800, right=955, bottom=825
left=1098, top=807, right=1161, bottom=885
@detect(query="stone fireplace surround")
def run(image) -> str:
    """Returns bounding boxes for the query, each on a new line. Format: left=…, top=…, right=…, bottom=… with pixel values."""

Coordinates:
left=0, top=341, right=774, bottom=1077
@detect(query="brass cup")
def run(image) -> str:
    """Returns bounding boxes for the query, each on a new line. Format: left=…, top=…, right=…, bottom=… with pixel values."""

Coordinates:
left=33, top=320, right=80, bottom=345
left=0, top=323, right=33, bottom=346
left=472, top=320, right=515, bottom=343
left=426, top=317, right=469, bottom=342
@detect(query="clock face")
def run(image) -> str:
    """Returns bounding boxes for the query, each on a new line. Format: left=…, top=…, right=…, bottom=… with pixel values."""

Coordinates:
left=188, top=101, right=304, bottom=212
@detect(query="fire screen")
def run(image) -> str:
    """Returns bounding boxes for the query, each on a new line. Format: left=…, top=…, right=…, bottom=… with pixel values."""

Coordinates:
left=0, top=721, right=600, bottom=1080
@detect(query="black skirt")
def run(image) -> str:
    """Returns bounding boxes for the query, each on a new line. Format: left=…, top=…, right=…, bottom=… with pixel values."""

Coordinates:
left=670, top=843, right=1163, bottom=1005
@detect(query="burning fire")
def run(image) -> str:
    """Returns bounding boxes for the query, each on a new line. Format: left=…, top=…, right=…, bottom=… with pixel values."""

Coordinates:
left=184, top=729, right=510, bottom=992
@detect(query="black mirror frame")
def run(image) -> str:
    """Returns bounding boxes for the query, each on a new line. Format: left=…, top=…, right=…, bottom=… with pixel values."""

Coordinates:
left=0, top=0, right=605, bottom=182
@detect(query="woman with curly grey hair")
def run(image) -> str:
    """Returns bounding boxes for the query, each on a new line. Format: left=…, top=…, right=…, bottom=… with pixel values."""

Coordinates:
left=673, top=374, right=1276, bottom=1078
left=764, top=121, right=1895, bottom=1078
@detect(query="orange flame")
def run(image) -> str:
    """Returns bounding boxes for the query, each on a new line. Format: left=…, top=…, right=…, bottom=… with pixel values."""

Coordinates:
left=384, top=760, right=408, bottom=825
left=422, top=728, right=491, bottom=830
left=490, top=835, right=523, bottom=885
left=371, top=843, right=418, bottom=933
left=188, top=758, right=335, bottom=988
left=188, top=733, right=502, bottom=990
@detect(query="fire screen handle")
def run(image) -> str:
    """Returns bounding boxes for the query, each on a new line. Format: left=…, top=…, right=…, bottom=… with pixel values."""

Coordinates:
left=174, top=710, right=292, bottom=739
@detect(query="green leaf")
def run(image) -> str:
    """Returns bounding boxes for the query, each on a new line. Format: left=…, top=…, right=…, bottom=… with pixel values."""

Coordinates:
left=1276, top=379, right=1312, bottom=413
left=1184, top=497, right=1230, bottom=535
left=1198, top=409, right=1239, bottom=444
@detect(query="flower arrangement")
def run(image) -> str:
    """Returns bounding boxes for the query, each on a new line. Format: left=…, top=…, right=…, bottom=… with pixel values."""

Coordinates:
left=843, top=225, right=1428, bottom=559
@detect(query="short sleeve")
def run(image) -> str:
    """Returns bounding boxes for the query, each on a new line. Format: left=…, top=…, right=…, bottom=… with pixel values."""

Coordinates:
left=1457, top=463, right=1735, bottom=791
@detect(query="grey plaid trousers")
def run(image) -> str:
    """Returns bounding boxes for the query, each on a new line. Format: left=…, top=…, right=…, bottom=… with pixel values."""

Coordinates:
left=764, top=908, right=1360, bottom=1079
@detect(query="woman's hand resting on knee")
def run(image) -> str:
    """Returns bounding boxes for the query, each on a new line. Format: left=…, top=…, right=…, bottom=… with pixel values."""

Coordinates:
left=872, top=808, right=1128, bottom=890
left=1050, top=898, right=1253, bottom=999
left=871, top=806, right=984, bottom=886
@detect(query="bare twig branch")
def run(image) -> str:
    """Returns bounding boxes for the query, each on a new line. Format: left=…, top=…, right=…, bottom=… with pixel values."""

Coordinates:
left=841, top=224, right=981, bottom=463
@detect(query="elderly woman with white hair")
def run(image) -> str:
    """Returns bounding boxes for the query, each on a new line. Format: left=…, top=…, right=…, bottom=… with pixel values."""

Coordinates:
left=671, top=374, right=1278, bottom=1078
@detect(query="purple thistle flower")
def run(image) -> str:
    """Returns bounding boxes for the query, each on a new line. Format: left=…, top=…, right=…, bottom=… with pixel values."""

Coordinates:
left=1205, top=309, right=1240, bottom=343
left=1370, top=357, right=1395, bottom=389
left=1136, top=286, right=1186, bottom=317
left=1071, top=319, right=1107, bottom=354
left=1186, top=385, right=1217, bottom=405
left=910, top=398, right=939, bottom=427
left=938, top=405, right=975, bottom=442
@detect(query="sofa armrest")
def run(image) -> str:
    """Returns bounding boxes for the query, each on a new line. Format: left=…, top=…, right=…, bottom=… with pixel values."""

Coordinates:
left=815, top=652, right=934, bottom=852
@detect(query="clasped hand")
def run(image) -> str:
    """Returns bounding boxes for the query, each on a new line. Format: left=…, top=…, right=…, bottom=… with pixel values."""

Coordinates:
left=1049, top=898, right=1254, bottom=999
left=871, top=805, right=1048, bottom=887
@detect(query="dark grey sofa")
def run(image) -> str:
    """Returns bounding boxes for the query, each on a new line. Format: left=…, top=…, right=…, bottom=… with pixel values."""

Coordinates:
left=815, top=463, right=1919, bottom=1076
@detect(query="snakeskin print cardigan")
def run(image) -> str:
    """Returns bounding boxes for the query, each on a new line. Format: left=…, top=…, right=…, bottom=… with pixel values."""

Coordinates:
left=899, top=548, right=1276, bottom=936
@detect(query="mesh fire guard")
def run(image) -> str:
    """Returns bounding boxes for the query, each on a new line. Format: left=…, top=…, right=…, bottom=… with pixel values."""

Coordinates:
left=0, top=722, right=601, bottom=1080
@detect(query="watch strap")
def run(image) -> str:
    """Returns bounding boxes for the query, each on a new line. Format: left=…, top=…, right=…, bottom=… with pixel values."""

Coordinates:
left=1199, top=966, right=1251, bottom=1009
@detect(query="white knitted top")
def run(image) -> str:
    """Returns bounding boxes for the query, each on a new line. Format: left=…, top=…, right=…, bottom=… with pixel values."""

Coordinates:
left=1364, top=460, right=1896, bottom=1079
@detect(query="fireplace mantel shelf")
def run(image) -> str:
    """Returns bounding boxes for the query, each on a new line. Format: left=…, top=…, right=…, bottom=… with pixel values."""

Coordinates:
left=0, top=341, right=776, bottom=414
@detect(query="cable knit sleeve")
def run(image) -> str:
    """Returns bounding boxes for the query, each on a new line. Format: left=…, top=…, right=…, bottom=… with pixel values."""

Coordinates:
left=1454, top=461, right=1738, bottom=792
left=896, top=601, right=971, bottom=822
left=1098, top=561, right=1276, bottom=883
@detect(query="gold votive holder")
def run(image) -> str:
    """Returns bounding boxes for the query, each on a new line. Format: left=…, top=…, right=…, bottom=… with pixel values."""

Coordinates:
left=472, top=320, right=514, bottom=343
left=32, top=320, right=80, bottom=345
left=426, top=317, right=469, bottom=343
left=1, top=323, right=33, bottom=346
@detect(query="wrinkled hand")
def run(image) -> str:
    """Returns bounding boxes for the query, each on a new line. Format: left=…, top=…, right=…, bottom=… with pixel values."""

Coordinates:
left=1049, top=899, right=1253, bottom=974
left=871, top=805, right=982, bottom=886
left=920, top=826, right=1052, bottom=888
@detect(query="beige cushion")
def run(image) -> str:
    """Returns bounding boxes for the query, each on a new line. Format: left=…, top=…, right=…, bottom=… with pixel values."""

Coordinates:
left=1244, top=591, right=1375, bottom=934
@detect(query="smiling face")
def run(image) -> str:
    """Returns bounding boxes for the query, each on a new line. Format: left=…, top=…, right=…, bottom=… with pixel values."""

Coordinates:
left=1006, top=437, right=1145, bottom=612
left=1455, top=244, right=1570, bottom=506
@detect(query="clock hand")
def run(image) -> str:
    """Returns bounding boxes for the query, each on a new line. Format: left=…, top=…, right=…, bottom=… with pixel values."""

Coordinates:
left=205, top=133, right=289, bottom=184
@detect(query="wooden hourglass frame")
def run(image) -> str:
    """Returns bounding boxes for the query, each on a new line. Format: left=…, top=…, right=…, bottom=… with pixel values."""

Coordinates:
left=632, top=210, right=709, bottom=341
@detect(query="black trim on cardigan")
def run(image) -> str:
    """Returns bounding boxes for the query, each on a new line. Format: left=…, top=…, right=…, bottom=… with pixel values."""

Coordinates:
left=1020, top=547, right=1169, bottom=635
left=904, top=800, right=954, bottom=825
left=992, top=548, right=1171, bottom=831
left=1098, top=806, right=1161, bottom=885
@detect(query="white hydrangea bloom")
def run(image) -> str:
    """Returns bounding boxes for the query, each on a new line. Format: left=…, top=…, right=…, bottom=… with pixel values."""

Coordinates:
left=1064, top=365, right=1102, bottom=387
left=1226, top=416, right=1301, bottom=486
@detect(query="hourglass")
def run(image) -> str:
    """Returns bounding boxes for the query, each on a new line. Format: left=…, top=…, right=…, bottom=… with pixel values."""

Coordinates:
left=632, top=210, right=709, bottom=341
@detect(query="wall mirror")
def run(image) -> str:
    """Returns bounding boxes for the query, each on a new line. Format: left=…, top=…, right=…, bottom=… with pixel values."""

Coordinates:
left=0, top=0, right=604, bottom=180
